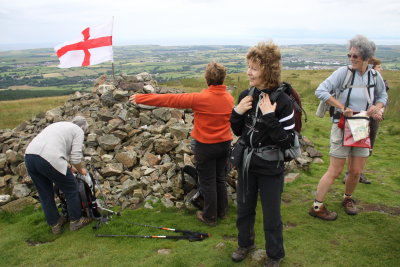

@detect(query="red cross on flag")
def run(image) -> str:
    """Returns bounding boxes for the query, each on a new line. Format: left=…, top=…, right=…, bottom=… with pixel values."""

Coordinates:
left=54, top=18, right=114, bottom=68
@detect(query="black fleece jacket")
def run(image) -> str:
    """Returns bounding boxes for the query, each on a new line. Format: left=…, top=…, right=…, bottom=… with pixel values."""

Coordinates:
left=230, top=86, right=295, bottom=175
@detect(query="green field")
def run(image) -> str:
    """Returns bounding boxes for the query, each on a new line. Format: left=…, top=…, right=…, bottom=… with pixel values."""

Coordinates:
left=1, top=44, right=400, bottom=100
left=1, top=69, right=399, bottom=266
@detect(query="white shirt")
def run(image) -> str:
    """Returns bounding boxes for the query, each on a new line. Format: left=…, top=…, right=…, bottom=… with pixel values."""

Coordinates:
left=25, top=122, right=84, bottom=175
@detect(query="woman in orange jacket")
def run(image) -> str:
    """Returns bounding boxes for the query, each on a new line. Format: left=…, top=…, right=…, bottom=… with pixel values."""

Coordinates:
left=129, top=62, right=234, bottom=226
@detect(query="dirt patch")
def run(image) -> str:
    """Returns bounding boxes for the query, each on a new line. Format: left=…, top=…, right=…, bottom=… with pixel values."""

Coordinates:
left=26, top=239, right=54, bottom=246
left=222, top=235, right=236, bottom=241
left=284, top=222, right=297, bottom=229
left=359, top=203, right=400, bottom=216
left=329, top=240, right=340, bottom=246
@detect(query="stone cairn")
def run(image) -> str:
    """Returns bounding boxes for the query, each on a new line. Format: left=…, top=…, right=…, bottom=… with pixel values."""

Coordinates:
left=0, top=72, right=323, bottom=212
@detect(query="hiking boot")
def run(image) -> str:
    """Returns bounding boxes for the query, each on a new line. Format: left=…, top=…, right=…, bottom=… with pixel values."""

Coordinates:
left=264, top=257, right=282, bottom=267
left=231, top=244, right=256, bottom=262
left=196, top=211, right=216, bottom=227
left=218, top=213, right=228, bottom=220
left=359, top=173, right=371, bottom=184
left=51, top=215, right=68, bottom=235
left=342, top=197, right=358, bottom=215
left=308, top=205, right=337, bottom=221
left=69, top=217, right=92, bottom=231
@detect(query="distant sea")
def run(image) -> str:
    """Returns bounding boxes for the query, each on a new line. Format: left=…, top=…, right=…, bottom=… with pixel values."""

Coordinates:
left=1, top=38, right=399, bottom=52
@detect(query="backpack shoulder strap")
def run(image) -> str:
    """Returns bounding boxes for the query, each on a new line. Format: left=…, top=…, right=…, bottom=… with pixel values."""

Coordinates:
left=269, top=84, right=285, bottom=103
left=342, top=65, right=356, bottom=90
left=369, top=68, right=377, bottom=86
left=248, top=86, right=256, bottom=97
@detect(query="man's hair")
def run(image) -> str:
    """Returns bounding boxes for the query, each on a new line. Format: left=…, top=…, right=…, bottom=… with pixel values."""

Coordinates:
left=369, top=57, right=381, bottom=68
left=205, top=62, right=226, bottom=86
left=349, top=35, right=376, bottom=61
left=246, top=40, right=281, bottom=89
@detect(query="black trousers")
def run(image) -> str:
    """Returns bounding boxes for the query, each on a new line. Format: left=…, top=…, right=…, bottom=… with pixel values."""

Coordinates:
left=236, top=169, right=285, bottom=260
left=194, top=140, right=230, bottom=221
left=25, top=154, right=81, bottom=225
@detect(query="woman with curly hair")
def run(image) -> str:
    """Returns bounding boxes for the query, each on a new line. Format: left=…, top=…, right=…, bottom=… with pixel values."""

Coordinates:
left=230, top=41, right=295, bottom=267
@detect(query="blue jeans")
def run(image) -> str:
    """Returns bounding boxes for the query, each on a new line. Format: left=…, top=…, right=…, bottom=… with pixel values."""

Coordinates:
left=25, top=154, right=81, bottom=225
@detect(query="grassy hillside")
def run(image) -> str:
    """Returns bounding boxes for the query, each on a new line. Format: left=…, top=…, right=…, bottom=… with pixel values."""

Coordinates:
left=1, top=70, right=399, bottom=266
left=0, top=96, right=69, bottom=129
left=163, top=69, right=400, bottom=122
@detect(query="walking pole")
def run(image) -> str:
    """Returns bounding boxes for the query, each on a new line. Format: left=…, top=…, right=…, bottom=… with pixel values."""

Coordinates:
left=95, top=222, right=210, bottom=242
left=96, top=234, right=195, bottom=240
left=126, top=222, right=210, bottom=241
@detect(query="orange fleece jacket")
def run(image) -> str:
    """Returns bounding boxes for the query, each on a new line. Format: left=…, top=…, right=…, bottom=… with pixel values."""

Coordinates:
left=135, top=85, right=234, bottom=144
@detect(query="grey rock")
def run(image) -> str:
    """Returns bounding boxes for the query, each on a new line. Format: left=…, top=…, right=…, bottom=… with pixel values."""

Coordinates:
left=143, top=85, right=155, bottom=93
left=152, top=108, right=171, bottom=122
left=101, top=163, right=124, bottom=177
left=0, top=194, right=11, bottom=206
left=115, top=150, right=137, bottom=168
left=161, top=197, right=174, bottom=208
left=251, top=249, right=267, bottom=264
left=0, top=196, right=38, bottom=213
left=97, top=134, right=121, bottom=151
left=12, top=184, right=31, bottom=198
left=169, top=125, right=190, bottom=140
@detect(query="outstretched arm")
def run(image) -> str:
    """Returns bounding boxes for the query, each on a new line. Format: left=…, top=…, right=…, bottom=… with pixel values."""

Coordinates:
left=129, top=93, right=197, bottom=109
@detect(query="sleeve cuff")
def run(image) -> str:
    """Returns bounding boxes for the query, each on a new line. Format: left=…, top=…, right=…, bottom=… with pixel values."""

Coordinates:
left=234, top=107, right=244, bottom=115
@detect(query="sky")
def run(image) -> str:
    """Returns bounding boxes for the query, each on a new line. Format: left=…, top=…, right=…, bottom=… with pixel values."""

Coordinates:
left=0, top=0, right=399, bottom=50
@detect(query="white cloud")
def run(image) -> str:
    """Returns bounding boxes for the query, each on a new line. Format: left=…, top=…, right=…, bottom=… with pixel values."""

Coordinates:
left=0, top=0, right=399, bottom=47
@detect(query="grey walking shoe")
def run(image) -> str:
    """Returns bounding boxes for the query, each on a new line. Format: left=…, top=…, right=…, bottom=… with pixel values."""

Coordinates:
left=51, top=215, right=68, bottom=234
left=231, top=244, right=256, bottom=262
left=264, top=257, right=282, bottom=267
left=69, top=217, right=92, bottom=231
left=359, top=173, right=371, bottom=184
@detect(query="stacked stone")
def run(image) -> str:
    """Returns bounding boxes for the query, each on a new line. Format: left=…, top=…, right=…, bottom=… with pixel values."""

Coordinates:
left=0, top=72, right=323, bottom=212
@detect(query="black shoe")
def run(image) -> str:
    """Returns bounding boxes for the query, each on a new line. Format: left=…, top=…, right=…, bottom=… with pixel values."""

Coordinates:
left=231, top=244, right=256, bottom=262
left=359, top=173, right=371, bottom=184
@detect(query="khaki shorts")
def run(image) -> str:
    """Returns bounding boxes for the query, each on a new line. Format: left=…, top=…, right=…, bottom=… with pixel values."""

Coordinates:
left=329, top=123, right=369, bottom=158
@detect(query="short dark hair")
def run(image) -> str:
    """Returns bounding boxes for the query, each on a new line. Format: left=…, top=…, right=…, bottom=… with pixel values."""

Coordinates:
left=205, top=62, right=226, bottom=86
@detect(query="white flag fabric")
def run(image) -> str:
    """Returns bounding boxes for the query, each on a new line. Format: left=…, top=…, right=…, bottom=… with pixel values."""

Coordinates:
left=54, top=18, right=114, bottom=68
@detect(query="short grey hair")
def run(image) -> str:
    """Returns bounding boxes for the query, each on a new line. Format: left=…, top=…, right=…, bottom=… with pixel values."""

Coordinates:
left=348, top=35, right=376, bottom=60
left=71, top=116, right=88, bottom=132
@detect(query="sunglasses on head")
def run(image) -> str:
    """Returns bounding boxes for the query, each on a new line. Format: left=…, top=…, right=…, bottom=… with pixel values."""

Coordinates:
left=347, top=53, right=359, bottom=59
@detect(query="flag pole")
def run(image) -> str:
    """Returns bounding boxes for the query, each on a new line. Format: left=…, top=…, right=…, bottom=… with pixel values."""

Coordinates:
left=112, top=62, right=116, bottom=84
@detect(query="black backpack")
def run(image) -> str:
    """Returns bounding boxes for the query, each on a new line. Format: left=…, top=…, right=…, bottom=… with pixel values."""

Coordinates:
left=54, top=173, right=101, bottom=220
left=54, top=169, right=120, bottom=229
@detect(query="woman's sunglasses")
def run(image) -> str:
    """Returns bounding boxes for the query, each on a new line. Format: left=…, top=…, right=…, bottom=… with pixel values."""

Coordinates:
left=347, top=54, right=359, bottom=59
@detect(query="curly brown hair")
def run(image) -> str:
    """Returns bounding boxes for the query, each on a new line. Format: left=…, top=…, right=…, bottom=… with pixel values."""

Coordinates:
left=246, top=41, right=282, bottom=89
left=368, top=57, right=382, bottom=68
left=204, top=62, right=226, bottom=86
